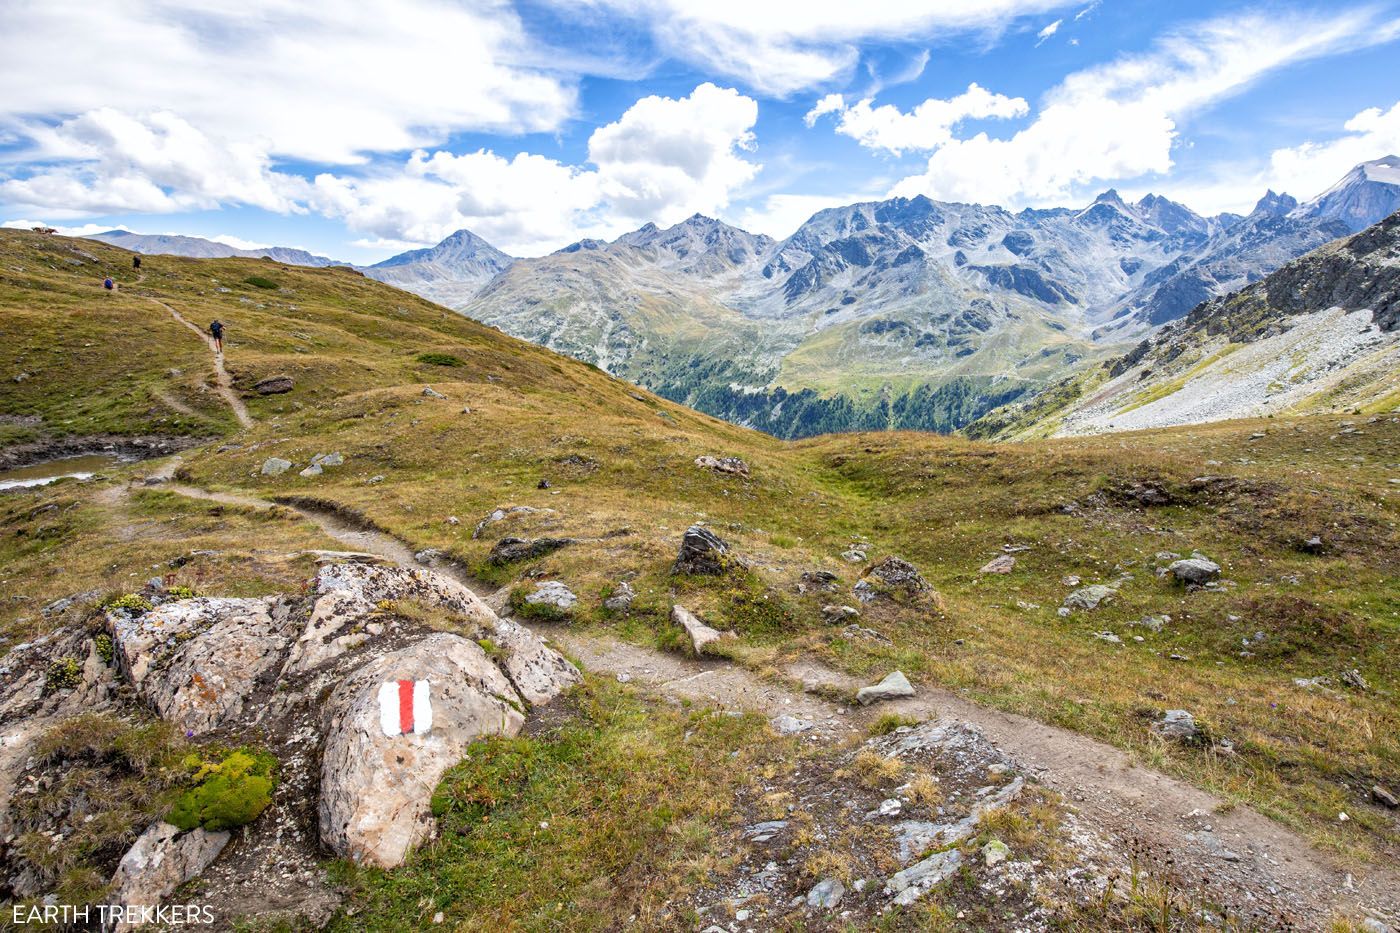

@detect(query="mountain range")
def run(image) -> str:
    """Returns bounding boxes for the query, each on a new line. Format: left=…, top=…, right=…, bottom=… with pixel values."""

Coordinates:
left=84, top=156, right=1400, bottom=439
left=85, top=230, right=343, bottom=268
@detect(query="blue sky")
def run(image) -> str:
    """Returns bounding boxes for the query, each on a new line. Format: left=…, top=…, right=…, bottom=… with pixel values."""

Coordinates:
left=2, top=0, right=1399, bottom=262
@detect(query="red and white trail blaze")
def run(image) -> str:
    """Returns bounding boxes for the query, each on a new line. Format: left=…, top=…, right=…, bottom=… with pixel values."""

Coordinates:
left=378, top=679, right=433, bottom=736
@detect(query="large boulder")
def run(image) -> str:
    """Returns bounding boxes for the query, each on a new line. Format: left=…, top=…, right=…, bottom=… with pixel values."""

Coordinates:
left=285, top=563, right=498, bottom=673
left=673, top=525, right=738, bottom=576
left=489, top=617, right=581, bottom=707
left=108, top=822, right=230, bottom=932
left=109, top=597, right=291, bottom=735
left=253, top=375, right=294, bottom=395
left=319, top=633, right=528, bottom=869
left=694, top=455, right=750, bottom=477
left=1062, top=584, right=1117, bottom=611
left=485, top=536, right=574, bottom=566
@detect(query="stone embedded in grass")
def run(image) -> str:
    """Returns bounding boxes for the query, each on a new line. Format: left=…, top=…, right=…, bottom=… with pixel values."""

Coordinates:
left=884, top=848, right=962, bottom=906
left=524, top=581, right=578, bottom=612
left=979, top=554, right=1016, bottom=574
left=260, top=457, right=292, bottom=476
left=1152, top=709, right=1197, bottom=741
left=1373, top=784, right=1399, bottom=808
left=821, top=604, right=859, bottom=624
left=772, top=714, right=813, bottom=735
left=1166, top=556, right=1220, bottom=585
left=854, top=557, right=930, bottom=603
left=694, top=454, right=750, bottom=477
left=602, top=581, right=635, bottom=611
left=673, top=524, right=738, bottom=576
left=806, top=877, right=845, bottom=909
left=486, top=536, right=574, bottom=566
left=312, top=451, right=344, bottom=467
left=1061, top=584, right=1116, bottom=611
left=253, top=375, right=293, bottom=395
left=670, top=604, right=733, bottom=655
left=299, top=463, right=322, bottom=477
left=856, top=670, right=915, bottom=705
left=982, top=838, right=1011, bottom=867
left=798, top=570, right=840, bottom=592
left=422, top=386, right=447, bottom=399
left=471, top=504, right=553, bottom=539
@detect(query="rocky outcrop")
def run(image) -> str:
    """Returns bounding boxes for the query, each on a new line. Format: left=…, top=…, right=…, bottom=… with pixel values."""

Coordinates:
left=108, top=822, right=230, bottom=932
left=694, top=455, right=750, bottom=477
left=1167, top=556, right=1221, bottom=585
left=285, top=562, right=498, bottom=673
left=854, top=557, right=931, bottom=603
left=109, top=597, right=292, bottom=735
left=485, top=536, right=574, bottom=566
left=253, top=375, right=294, bottom=395
left=318, top=633, right=527, bottom=868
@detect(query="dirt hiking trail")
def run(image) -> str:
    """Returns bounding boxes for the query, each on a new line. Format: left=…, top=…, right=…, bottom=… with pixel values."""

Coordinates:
left=144, top=473, right=1398, bottom=929
left=144, top=296, right=252, bottom=428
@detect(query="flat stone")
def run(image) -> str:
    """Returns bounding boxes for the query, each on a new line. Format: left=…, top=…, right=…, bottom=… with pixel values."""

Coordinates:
left=979, top=554, right=1016, bottom=574
left=694, top=455, right=750, bottom=477
left=523, top=581, right=578, bottom=612
left=856, top=670, right=915, bottom=705
left=108, top=822, right=229, bottom=932
left=884, top=849, right=962, bottom=906
left=253, top=375, right=294, bottom=395
left=260, top=457, right=292, bottom=476
left=1153, top=709, right=1197, bottom=741
left=671, top=604, right=732, bottom=656
left=1167, top=557, right=1221, bottom=585
left=806, top=878, right=845, bottom=910
left=1062, top=584, right=1116, bottom=611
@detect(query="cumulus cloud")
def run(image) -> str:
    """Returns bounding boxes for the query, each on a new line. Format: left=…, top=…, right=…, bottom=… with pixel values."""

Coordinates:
left=588, top=83, right=761, bottom=223
left=804, top=94, right=847, bottom=128
left=735, top=191, right=877, bottom=239
left=0, top=0, right=575, bottom=166
left=887, top=8, right=1400, bottom=206
left=1267, top=102, right=1400, bottom=199
left=0, top=220, right=129, bottom=236
left=575, top=0, right=1078, bottom=95
left=815, top=84, right=1029, bottom=156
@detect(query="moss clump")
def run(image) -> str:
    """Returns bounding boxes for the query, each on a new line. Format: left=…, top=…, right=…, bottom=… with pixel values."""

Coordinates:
left=167, top=748, right=278, bottom=832
left=43, top=656, right=83, bottom=694
left=244, top=275, right=278, bottom=290
left=94, top=633, right=115, bottom=665
left=103, top=593, right=153, bottom=614
left=417, top=352, right=466, bottom=367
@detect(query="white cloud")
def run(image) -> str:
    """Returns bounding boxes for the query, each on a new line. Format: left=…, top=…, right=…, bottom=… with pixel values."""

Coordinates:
left=0, top=1, right=575, bottom=166
left=818, top=84, right=1029, bottom=156
left=576, top=0, right=1077, bottom=95
left=1036, top=19, right=1062, bottom=45
left=733, top=191, right=877, bottom=239
left=804, top=94, right=847, bottom=128
left=208, top=234, right=273, bottom=251
left=588, top=83, right=761, bottom=223
left=888, top=8, right=1400, bottom=207
left=306, top=84, right=762, bottom=255
left=1, top=219, right=129, bottom=236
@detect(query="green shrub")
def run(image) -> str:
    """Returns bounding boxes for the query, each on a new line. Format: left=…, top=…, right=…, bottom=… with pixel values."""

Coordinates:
left=165, top=585, right=197, bottom=599
left=103, top=593, right=153, bottom=614
left=417, top=352, right=466, bottom=367
left=167, top=748, right=278, bottom=832
left=94, top=633, right=114, bottom=665
left=244, top=275, right=278, bottom=289
left=43, top=656, right=82, bottom=694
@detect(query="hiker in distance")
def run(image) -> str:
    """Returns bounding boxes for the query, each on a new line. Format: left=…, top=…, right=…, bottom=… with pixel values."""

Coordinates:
left=132, top=255, right=141, bottom=271
left=209, top=319, right=224, bottom=353
left=102, top=276, right=114, bottom=292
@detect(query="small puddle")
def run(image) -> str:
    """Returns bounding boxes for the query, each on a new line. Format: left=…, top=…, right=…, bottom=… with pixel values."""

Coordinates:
left=0, top=454, right=130, bottom=491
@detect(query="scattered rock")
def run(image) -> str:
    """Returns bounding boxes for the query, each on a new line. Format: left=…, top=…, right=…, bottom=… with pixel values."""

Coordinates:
left=694, top=455, right=750, bottom=477
left=486, top=536, right=574, bottom=566
left=772, top=715, right=813, bottom=735
left=1153, top=709, right=1197, bottom=742
left=299, top=463, right=323, bottom=478
left=982, top=839, right=1011, bottom=867
left=603, top=581, right=635, bottom=612
left=841, top=546, right=868, bottom=563
left=1093, top=631, right=1122, bottom=644
left=1167, top=557, right=1221, bottom=585
left=884, top=849, right=962, bottom=906
left=856, top=670, right=915, bottom=705
left=253, top=375, right=294, bottom=395
left=1129, top=614, right=1172, bottom=632
left=319, top=633, right=530, bottom=868
left=413, top=548, right=442, bottom=565
left=1340, top=668, right=1369, bottom=690
left=108, top=822, right=230, bottom=932
left=854, top=557, right=930, bottom=603
left=979, top=554, right=1016, bottom=574
left=673, top=525, right=737, bottom=576
left=670, top=605, right=733, bottom=656
left=1300, top=535, right=1326, bottom=554
left=260, top=457, right=292, bottom=476
left=798, top=570, right=840, bottom=593
left=471, top=504, right=552, bottom=539
left=523, top=581, right=577, bottom=612
left=1371, top=785, right=1398, bottom=809
left=1062, top=584, right=1116, bottom=611
left=422, top=387, right=447, bottom=399
left=536, top=478, right=551, bottom=489
left=821, top=604, right=859, bottom=624
left=806, top=878, right=844, bottom=910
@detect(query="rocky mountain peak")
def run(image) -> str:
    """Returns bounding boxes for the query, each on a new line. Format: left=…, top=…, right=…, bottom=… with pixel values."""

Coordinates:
left=1251, top=190, right=1298, bottom=217
left=1296, top=155, right=1400, bottom=232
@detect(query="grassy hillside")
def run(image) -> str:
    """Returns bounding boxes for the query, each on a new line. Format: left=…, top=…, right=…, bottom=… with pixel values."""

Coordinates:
left=3, top=229, right=1398, bottom=921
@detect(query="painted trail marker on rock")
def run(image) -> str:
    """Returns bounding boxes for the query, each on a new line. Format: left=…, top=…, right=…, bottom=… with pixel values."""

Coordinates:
left=378, top=679, right=433, bottom=737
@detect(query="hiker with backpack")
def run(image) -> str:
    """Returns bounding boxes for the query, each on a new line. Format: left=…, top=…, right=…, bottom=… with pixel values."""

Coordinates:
left=209, top=319, right=224, bottom=353
left=103, top=276, right=114, bottom=292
